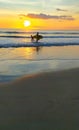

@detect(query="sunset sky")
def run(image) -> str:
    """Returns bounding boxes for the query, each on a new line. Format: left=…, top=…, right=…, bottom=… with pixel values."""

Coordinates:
left=0, top=0, right=79, bottom=30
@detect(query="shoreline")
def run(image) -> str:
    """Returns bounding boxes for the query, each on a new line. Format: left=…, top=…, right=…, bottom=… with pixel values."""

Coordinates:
left=0, top=67, right=79, bottom=129
left=0, top=65, right=79, bottom=84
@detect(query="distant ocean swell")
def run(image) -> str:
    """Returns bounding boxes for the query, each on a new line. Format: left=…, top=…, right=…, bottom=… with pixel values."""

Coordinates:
left=0, top=31, right=79, bottom=35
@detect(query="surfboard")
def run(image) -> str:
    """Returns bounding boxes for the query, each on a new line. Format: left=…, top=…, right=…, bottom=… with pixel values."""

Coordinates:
left=32, top=35, right=43, bottom=40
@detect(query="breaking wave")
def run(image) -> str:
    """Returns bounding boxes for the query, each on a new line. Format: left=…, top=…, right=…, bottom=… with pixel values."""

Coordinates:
left=0, top=42, right=79, bottom=48
left=0, top=35, right=79, bottom=38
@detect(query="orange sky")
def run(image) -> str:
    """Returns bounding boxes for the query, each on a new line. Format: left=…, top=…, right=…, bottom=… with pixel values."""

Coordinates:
left=0, top=0, right=79, bottom=30
left=0, top=15, right=79, bottom=30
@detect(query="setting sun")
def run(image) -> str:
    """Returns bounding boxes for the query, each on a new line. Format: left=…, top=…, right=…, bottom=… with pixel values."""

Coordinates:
left=24, top=20, right=31, bottom=27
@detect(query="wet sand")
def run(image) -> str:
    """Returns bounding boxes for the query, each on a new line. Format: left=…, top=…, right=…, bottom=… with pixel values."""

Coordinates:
left=0, top=68, right=79, bottom=129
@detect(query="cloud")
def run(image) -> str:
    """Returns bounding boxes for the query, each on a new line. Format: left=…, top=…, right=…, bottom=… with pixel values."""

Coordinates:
left=56, top=8, right=68, bottom=12
left=20, top=13, right=75, bottom=21
left=76, top=11, right=79, bottom=14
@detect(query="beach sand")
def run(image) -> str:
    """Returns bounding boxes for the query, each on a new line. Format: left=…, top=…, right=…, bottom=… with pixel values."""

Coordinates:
left=0, top=68, right=79, bottom=129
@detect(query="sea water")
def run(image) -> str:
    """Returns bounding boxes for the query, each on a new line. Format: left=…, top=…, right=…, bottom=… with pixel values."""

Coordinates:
left=0, top=29, right=79, bottom=82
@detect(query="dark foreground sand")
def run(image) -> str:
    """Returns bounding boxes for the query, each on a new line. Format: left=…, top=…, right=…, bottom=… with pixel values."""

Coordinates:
left=0, top=68, right=79, bottom=130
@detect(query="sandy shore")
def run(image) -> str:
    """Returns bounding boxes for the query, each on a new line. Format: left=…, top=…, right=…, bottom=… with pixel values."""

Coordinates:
left=0, top=68, right=79, bottom=129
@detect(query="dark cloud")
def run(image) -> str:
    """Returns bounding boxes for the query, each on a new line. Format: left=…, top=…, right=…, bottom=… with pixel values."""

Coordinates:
left=56, top=8, right=68, bottom=12
left=19, top=13, right=75, bottom=21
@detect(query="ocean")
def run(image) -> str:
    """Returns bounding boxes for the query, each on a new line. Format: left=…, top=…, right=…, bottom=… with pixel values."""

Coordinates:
left=0, top=29, right=79, bottom=82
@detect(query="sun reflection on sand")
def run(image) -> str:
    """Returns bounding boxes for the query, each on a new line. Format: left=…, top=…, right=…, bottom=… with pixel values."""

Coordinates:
left=24, top=47, right=42, bottom=58
left=16, top=47, right=35, bottom=59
